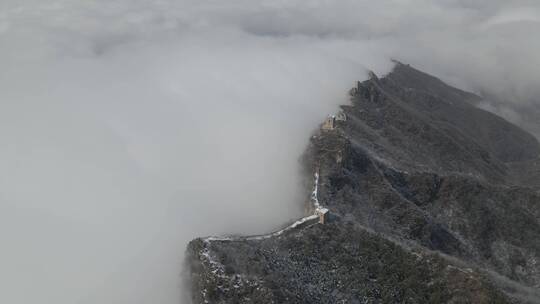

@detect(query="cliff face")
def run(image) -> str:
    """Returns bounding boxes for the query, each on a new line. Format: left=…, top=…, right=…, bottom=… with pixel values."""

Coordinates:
left=186, top=63, right=540, bottom=303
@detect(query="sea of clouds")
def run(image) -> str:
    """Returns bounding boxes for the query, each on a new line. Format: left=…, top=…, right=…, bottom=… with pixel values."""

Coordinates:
left=1, top=1, right=539, bottom=303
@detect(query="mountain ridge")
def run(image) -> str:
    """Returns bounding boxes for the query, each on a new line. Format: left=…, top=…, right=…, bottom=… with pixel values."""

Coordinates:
left=186, top=63, right=540, bottom=303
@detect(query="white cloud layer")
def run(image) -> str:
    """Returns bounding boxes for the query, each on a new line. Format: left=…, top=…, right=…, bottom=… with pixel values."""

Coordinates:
left=0, top=1, right=539, bottom=303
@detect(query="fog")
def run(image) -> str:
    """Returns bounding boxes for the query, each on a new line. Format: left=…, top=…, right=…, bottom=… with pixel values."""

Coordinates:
left=1, top=1, right=539, bottom=303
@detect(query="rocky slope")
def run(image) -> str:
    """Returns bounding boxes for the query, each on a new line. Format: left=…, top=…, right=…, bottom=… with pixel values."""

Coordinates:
left=186, top=63, right=540, bottom=303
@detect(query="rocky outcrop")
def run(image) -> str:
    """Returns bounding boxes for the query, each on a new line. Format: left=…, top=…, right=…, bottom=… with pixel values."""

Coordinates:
left=186, top=63, right=540, bottom=303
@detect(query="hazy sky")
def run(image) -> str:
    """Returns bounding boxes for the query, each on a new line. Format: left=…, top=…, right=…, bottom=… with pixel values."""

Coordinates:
left=1, top=1, right=539, bottom=304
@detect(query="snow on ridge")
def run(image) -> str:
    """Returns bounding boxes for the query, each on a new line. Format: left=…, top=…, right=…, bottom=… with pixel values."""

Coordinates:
left=245, top=214, right=319, bottom=241
left=311, top=171, right=320, bottom=208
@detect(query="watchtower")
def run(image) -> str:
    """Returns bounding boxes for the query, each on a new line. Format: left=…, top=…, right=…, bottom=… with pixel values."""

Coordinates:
left=316, top=208, right=329, bottom=224
left=321, top=116, right=335, bottom=131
